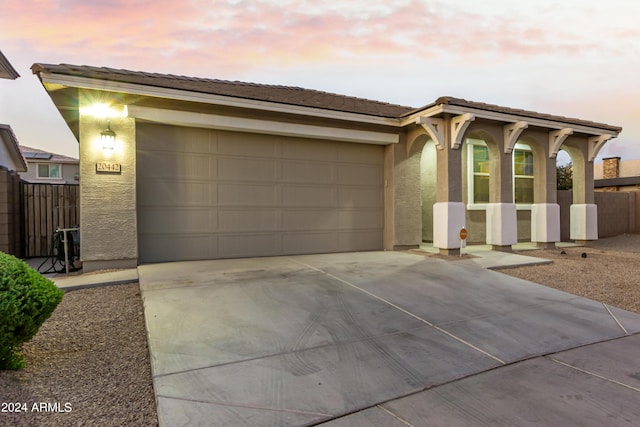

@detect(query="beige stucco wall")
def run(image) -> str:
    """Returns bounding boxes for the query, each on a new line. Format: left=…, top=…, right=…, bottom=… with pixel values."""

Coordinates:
left=392, top=134, right=422, bottom=248
left=78, top=93, right=137, bottom=271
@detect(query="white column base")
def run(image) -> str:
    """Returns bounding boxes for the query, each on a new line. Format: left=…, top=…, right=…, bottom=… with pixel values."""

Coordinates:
left=531, top=203, right=560, bottom=243
left=486, top=203, right=517, bottom=246
left=570, top=204, right=598, bottom=241
left=433, top=202, right=466, bottom=249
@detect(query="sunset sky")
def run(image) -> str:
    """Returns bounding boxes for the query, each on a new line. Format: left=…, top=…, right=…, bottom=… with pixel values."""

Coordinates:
left=1, top=0, right=638, bottom=162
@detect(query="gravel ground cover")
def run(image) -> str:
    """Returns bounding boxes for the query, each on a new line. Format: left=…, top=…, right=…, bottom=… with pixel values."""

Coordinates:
left=501, top=234, right=640, bottom=314
left=0, top=283, right=157, bottom=427
left=1, top=234, right=638, bottom=426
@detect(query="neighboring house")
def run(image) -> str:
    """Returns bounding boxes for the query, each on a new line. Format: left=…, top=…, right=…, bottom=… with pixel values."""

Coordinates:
left=594, top=157, right=640, bottom=192
left=0, top=124, right=27, bottom=255
left=0, top=125, right=27, bottom=172
left=32, top=63, right=622, bottom=272
left=18, top=145, right=79, bottom=184
left=0, top=50, right=20, bottom=80
left=0, top=53, right=24, bottom=256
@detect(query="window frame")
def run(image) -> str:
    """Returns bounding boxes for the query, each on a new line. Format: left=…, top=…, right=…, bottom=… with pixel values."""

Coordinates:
left=467, top=140, right=535, bottom=211
left=467, top=139, right=490, bottom=210
left=512, top=143, right=534, bottom=210
left=36, top=163, right=63, bottom=179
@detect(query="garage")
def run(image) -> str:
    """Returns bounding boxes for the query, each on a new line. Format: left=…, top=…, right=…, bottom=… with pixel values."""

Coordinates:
left=136, top=122, right=384, bottom=263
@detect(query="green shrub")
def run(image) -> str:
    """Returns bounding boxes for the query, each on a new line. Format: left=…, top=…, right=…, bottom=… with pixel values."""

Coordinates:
left=0, top=252, right=64, bottom=370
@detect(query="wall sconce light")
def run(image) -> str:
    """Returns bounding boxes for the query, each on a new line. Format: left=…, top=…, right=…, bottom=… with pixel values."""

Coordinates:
left=100, top=120, right=116, bottom=150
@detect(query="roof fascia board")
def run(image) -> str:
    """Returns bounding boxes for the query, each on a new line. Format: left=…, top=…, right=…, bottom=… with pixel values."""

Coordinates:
left=439, top=105, right=617, bottom=136
left=127, top=105, right=400, bottom=145
left=0, top=52, right=20, bottom=80
left=39, top=72, right=402, bottom=127
left=399, top=105, right=445, bottom=126
left=403, top=104, right=619, bottom=137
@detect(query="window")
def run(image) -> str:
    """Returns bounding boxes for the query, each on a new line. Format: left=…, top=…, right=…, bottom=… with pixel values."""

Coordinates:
left=37, top=163, right=61, bottom=179
left=468, top=140, right=490, bottom=205
left=513, top=145, right=534, bottom=204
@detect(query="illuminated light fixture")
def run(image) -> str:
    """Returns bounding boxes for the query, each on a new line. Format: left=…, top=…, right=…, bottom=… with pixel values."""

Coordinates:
left=100, top=120, right=116, bottom=149
left=81, top=103, right=128, bottom=119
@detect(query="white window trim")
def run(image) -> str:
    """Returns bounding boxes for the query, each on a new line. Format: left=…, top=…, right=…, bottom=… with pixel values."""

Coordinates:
left=467, top=139, right=490, bottom=210
left=36, top=162, right=64, bottom=180
left=513, top=142, right=534, bottom=210
left=467, top=141, right=534, bottom=211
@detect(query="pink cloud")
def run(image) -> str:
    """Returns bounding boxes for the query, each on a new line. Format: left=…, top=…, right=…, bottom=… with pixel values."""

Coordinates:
left=3, top=0, right=621, bottom=78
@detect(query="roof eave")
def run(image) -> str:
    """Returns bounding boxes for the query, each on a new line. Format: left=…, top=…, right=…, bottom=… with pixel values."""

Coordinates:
left=0, top=51, right=20, bottom=80
left=401, top=102, right=621, bottom=137
left=0, top=125, right=28, bottom=172
left=34, top=70, right=404, bottom=128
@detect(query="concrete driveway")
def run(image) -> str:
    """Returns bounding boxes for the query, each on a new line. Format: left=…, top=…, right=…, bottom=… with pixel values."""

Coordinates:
left=138, top=251, right=640, bottom=426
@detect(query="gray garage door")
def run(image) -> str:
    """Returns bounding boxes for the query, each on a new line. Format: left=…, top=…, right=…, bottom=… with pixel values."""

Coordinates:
left=136, top=123, right=384, bottom=263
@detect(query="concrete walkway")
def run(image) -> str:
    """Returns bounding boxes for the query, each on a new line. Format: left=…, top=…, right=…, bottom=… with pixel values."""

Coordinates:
left=137, top=251, right=640, bottom=426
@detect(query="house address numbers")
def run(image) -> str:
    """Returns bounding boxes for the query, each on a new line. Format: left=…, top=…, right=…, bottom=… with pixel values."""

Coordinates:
left=96, top=162, right=122, bottom=174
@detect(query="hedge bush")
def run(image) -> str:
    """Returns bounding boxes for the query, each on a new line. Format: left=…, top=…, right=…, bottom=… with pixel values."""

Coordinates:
left=0, top=252, right=64, bottom=370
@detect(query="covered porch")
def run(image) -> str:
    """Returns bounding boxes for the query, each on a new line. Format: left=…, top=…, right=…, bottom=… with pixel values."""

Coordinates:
left=391, top=97, right=622, bottom=255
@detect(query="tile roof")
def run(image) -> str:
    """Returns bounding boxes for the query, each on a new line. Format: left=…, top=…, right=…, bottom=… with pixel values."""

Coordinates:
left=31, top=63, right=414, bottom=118
left=31, top=63, right=621, bottom=134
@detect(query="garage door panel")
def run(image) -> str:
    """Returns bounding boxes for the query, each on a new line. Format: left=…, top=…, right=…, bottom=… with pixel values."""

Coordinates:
left=218, top=183, right=278, bottom=206
left=281, top=210, right=339, bottom=230
left=138, top=151, right=214, bottom=179
left=219, top=158, right=278, bottom=181
left=139, top=208, right=216, bottom=234
left=338, top=210, right=383, bottom=230
left=282, top=161, right=335, bottom=184
left=137, top=123, right=384, bottom=263
left=218, top=234, right=282, bottom=258
left=139, top=234, right=218, bottom=262
left=339, top=231, right=383, bottom=251
left=282, top=186, right=336, bottom=206
left=283, top=232, right=339, bottom=254
left=338, top=188, right=383, bottom=207
left=219, top=133, right=278, bottom=157
left=282, top=139, right=338, bottom=161
left=338, top=164, right=383, bottom=185
left=338, top=144, right=384, bottom=164
left=218, top=210, right=279, bottom=232
left=137, top=125, right=216, bottom=154
left=139, top=179, right=214, bottom=207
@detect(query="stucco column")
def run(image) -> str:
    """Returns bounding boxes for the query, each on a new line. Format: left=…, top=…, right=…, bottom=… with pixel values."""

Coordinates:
left=531, top=142, right=560, bottom=247
left=486, top=146, right=516, bottom=250
left=433, top=122, right=465, bottom=255
left=79, top=91, right=138, bottom=272
left=564, top=138, right=597, bottom=243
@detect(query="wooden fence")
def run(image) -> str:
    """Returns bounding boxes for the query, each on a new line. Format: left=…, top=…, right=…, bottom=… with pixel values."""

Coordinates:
left=21, top=182, right=79, bottom=257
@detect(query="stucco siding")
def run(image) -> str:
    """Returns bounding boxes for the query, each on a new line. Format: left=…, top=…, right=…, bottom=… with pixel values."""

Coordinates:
left=392, top=139, right=421, bottom=248
left=78, top=100, right=137, bottom=271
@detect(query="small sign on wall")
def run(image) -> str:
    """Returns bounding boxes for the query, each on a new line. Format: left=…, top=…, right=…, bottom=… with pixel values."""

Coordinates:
left=96, top=162, right=122, bottom=174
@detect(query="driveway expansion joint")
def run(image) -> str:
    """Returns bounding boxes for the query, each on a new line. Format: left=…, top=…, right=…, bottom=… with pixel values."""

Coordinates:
left=288, top=257, right=507, bottom=365
left=603, top=303, right=630, bottom=335
left=549, top=357, right=640, bottom=393
left=377, top=405, right=415, bottom=427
